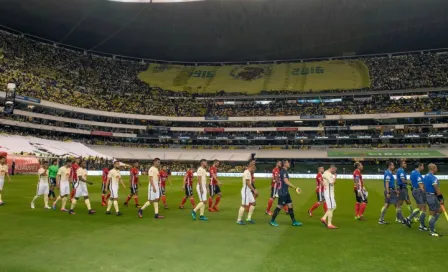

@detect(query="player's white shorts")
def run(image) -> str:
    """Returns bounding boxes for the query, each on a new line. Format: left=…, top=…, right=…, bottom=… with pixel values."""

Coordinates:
left=148, top=183, right=160, bottom=201
left=324, top=191, right=336, bottom=209
left=241, top=188, right=255, bottom=206
left=196, top=185, right=207, bottom=202
left=110, top=184, right=119, bottom=199
left=60, top=181, right=70, bottom=196
left=75, top=182, right=89, bottom=198
left=0, top=179, right=4, bottom=191
left=36, top=182, right=49, bottom=196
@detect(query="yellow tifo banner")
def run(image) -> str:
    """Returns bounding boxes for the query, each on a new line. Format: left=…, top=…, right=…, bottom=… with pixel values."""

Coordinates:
left=138, top=60, right=370, bottom=94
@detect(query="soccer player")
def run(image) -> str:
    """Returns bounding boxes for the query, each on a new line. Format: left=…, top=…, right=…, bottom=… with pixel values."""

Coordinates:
left=138, top=158, right=164, bottom=219
left=423, top=163, right=444, bottom=237
left=353, top=162, right=367, bottom=220
left=159, top=165, right=171, bottom=209
left=378, top=161, right=406, bottom=225
left=52, top=160, right=72, bottom=211
left=69, top=160, right=95, bottom=215
left=31, top=161, right=51, bottom=209
left=321, top=165, right=338, bottom=229
left=406, top=162, right=428, bottom=230
left=308, top=166, right=328, bottom=217
left=48, top=159, right=59, bottom=200
left=208, top=160, right=222, bottom=212
left=396, top=160, right=414, bottom=222
left=237, top=164, right=257, bottom=225
left=0, top=156, right=11, bottom=205
left=179, top=165, right=196, bottom=209
left=124, top=162, right=140, bottom=208
left=106, top=161, right=126, bottom=216
left=191, top=159, right=209, bottom=221
left=266, top=161, right=281, bottom=215
left=269, top=160, right=302, bottom=227
left=101, top=166, right=110, bottom=206
left=70, top=158, right=80, bottom=201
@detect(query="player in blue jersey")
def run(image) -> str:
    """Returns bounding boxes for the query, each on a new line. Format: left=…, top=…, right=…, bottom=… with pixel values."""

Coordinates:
left=378, top=161, right=406, bottom=225
left=269, top=160, right=302, bottom=227
left=396, top=160, right=414, bottom=222
left=423, top=163, right=444, bottom=237
left=405, top=162, right=428, bottom=231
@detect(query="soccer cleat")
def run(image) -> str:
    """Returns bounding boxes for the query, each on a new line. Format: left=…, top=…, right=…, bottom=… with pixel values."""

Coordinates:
left=135, top=205, right=141, bottom=208
left=430, top=231, right=442, bottom=237
left=179, top=205, right=184, bottom=209
left=419, top=225, right=429, bottom=231
left=265, top=210, right=273, bottom=216
left=308, top=210, right=313, bottom=217
left=105, top=211, right=112, bottom=215
left=60, top=208, right=68, bottom=212
left=269, top=221, right=279, bottom=227
left=327, top=225, right=338, bottom=229
left=138, top=209, right=143, bottom=218
left=404, top=218, right=412, bottom=228
left=191, top=210, right=197, bottom=220
left=31, top=202, right=35, bottom=209
left=208, top=208, right=215, bottom=212
left=88, top=210, right=96, bottom=215
left=124, top=202, right=128, bottom=207
left=213, top=206, right=219, bottom=212
left=292, top=220, right=303, bottom=227
left=246, top=219, right=256, bottom=224
left=0, top=201, right=4, bottom=206
left=199, top=215, right=208, bottom=221
left=155, top=214, right=165, bottom=219
left=358, top=216, right=365, bottom=221
left=237, top=220, right=246, bottom=225
left=44, top=206, right=51, bottom=210
left=69, top=210, right=75, bottom=215
left=164, top=205, right=169, bottom=209
left=101, top=202, right=107, bottom=207
left=116, top=211, right=123, bottom=216
left=52, top=204, right=56, bottom=210
left=378, top=220, right=388, bottom=225
left=320, top=218, right=327, bottom=227
left=355, top=216, right=360, bottom=220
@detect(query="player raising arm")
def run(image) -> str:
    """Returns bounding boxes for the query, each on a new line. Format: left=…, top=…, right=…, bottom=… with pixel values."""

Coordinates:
left=179, top=165, right=196, bottom=209
left=191, top=159, right=209, bottom=221
left=105, top=161, right=125, bottom=216
left=405, top=162, right=428, bottom=230
left=69, top=160, right=95, bottom=215
left=308, top=166, right=327, bottom=217
left=237, top=164, right=257, bottom=225
left=31, top=161, right=51, bottom=209
left=423, top=163, right=444, bottom=237
left=269, top=160, right=302, bottom=227
left=208, top=160, right=222, bottom=212
left=0, top=156, right=11, bottom=205
left=354, top=163, right=367, bottom=220
left=321, top=165, right=338, bottom=229
left=138, top=158, right=164, bottom=219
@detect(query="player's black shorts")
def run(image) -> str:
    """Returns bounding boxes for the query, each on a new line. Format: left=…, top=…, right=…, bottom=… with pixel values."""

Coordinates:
left=209, top=184, right=221, bottom=197
left=49, top=177, right=57, bottom=186
left=160, top=186, right=166, bottom=196
left=317, top=191, right=325, bottom=202
left=101, top=183, right=110, bottom=193
left=185, top=185, right=193, bottom=197
left=130, top=183, right=138, bottom=195
left=354, top=188, right=368, bottom=203
left=278, top=193, right=292, bottom=206
left=270, top=186, right=278, bottom=198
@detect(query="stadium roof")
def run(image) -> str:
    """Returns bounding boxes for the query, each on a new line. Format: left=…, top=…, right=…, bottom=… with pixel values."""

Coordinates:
left=1, top=0, right=447, bottom=63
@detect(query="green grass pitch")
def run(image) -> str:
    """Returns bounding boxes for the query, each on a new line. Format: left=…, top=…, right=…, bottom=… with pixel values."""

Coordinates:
left=0, top=175, right=447, bottom=272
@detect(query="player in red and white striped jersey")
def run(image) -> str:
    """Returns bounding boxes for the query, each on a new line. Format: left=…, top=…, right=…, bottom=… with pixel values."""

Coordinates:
left=308, top=167, right=328, bottom=217
left=124, top=162, right=141, bottom=208
left=179, top=165, right=196, bottom=209
left=354, top=162, right=367, bottom=220
left=266, top=161, right=282, bottom=215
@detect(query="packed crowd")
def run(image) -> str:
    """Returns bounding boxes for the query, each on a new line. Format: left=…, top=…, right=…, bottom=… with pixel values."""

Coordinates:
left=1, top=30, right=448, bottom=117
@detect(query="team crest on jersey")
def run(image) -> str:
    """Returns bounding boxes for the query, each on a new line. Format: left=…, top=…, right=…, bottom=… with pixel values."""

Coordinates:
left=229, top=66, right=272, bottom=81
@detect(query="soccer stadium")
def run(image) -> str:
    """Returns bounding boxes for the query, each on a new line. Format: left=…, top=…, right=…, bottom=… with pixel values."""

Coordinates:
left=1, top=0, right=448, bottom=271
